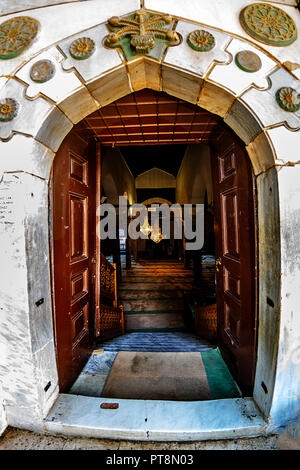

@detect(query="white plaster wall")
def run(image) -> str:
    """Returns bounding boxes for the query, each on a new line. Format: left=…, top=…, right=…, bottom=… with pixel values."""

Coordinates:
left=0, top=0, right=80, bottom=16
left=0, top=171, right=58, bottom=430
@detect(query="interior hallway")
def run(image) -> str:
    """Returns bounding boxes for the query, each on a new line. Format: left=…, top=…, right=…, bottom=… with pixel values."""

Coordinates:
left=68, top=256, right=242, bottom=401
left=119, top=258, right=196, bottom=333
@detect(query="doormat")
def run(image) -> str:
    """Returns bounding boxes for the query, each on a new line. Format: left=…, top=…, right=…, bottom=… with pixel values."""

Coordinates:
left=101, top=348, right=241, bottom=401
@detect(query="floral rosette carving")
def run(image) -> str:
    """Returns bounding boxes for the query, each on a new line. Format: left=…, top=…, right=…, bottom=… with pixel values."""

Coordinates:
left=0, top=98, right=19, bottom=122
left=0, top=16, right=39, bottom=60
left=239, top=3, right=297, bottom=47
left=187, top=30, right=215, bottom=52
left=69, top=37, right=95, bottom=60
left=276, top=87, right=300, bottom=113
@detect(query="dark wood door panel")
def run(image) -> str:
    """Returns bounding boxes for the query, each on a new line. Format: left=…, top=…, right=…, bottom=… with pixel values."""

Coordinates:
left=70, top=195, right=88, bottom=260
left=220, top=191, right=240, bottom=259
left=71, top=305, right=89, bottom=344
left=71, top=269, right=88, bottom=303
left=223, top=267, right=241, bottom=302
left=223, top=298, right=241, bottom=343
left=218, top=145, right=237, bottom=183
left=70, top=153, right=88, bottom=185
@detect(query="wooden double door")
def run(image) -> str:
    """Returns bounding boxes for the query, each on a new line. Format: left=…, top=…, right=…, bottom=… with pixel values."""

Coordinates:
left=51, top=125, right=257, bottom=395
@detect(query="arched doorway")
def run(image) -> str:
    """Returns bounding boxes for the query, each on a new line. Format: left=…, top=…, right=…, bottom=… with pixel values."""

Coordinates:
left=51, top=89, right=257, bottom=396
left=2, top=3, right=299, bottom=436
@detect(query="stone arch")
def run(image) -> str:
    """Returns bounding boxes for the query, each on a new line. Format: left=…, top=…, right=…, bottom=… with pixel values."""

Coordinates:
left=0, top=6, right=299, bottom=438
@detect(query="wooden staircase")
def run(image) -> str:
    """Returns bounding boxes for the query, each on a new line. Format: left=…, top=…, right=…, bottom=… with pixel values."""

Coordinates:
left=118, top=259, right=195, bottom=333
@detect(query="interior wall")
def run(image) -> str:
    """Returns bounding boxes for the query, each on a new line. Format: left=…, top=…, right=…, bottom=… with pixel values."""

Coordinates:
left=176, top=144, right=213, bottom=205
left=136, top=168, right=176, bottom=189
left=102, top=147, right=136, bottom=205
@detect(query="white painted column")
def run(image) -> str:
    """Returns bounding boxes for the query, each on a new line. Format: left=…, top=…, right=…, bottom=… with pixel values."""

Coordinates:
left=0, top=138, right=58, bottom=431
left=268, top=165, right=300, bottom=429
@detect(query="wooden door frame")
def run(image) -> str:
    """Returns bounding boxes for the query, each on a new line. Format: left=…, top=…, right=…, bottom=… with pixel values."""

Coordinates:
left=94, top=141, right=101, bottom=343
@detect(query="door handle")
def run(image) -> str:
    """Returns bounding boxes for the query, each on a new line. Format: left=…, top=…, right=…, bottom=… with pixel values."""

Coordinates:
left=216, top=257, right=222, bottom=272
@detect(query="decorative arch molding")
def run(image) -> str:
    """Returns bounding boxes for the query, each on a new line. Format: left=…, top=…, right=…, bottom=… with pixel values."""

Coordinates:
left=0, top=3, right=299, bottom=438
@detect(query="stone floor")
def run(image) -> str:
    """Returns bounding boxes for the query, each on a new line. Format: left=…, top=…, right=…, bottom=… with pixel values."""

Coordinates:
left=68, top=332, right=217, bottom=398
left=2, top=256, right=295, bottom=450
left=0, top=426, right=285, bottom=450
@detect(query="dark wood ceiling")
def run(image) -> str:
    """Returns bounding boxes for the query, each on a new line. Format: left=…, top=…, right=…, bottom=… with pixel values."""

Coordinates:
left=75, top=89, right=220, bottom=146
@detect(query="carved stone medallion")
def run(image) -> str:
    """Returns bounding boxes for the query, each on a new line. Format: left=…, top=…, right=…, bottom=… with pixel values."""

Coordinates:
left=187, top=30, right=215, bottom=52
left=276, top=87, right=300, bottom=113
left=235, top=50, right=262, bottom=73
left=0, top=16, right=39, bottom=60
left=0, top=98, right=19, bottom=122
left=239, top=3, right=297, bottom=47
left=30, top=59, right=56, bottom=83
left=69, top=37, right=95, bottom=60
left=104, top=9, right=180, bottom=61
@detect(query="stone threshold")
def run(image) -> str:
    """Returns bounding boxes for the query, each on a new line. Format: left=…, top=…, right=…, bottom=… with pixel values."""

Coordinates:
left=44, top=394, right=270, bottom=441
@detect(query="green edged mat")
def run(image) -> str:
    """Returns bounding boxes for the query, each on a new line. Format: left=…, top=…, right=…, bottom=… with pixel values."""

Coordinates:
left=101, top=348, right=241, bottom=401
left=201, top=348, right=241, bottom=399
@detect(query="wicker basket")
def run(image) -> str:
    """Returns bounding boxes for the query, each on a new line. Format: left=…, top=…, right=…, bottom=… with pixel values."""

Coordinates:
left=195, top=303, right=217, bottom=341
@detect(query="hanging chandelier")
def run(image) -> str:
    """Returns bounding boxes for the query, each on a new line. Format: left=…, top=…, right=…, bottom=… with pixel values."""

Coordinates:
left=138, top=213, right=166, bottom=243
left=150, top=226, right=164, bottom=244
left=140, top=216, right=152, bottom=237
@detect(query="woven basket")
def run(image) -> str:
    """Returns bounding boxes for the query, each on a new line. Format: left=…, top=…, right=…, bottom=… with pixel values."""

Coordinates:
left=195, top=303, right=217, bottom=341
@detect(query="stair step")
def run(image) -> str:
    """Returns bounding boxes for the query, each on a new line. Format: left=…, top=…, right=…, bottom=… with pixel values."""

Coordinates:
left=122, top=299, right=184, bottom=312
left=118, top=290, right=184, bottom=299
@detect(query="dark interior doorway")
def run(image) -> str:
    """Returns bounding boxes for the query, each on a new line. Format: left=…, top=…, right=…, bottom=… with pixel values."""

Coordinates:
left=51, top=89, right=257, bottom=397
